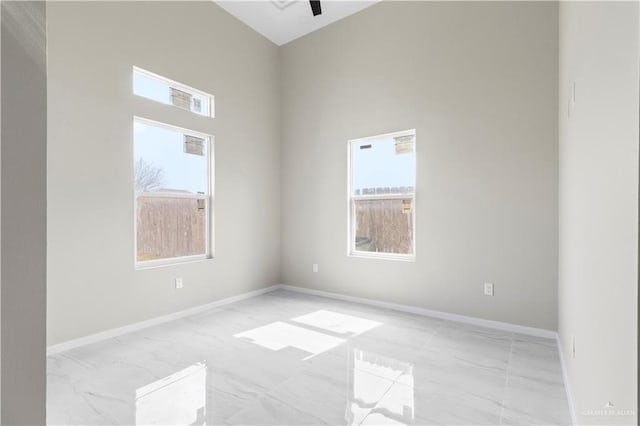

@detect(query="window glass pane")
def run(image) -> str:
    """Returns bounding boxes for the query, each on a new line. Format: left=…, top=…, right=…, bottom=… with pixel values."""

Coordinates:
left=354, top=198, right=414, bottom=255
left=134, top=120, right=209, bottom=194
left=351, top=134, right=415, bottom=196
left=133, top=68, right=211, bottom=117
left=136, top=196, right=207, bottom=261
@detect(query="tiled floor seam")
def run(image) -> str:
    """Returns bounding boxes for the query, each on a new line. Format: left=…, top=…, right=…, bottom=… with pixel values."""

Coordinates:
left=497, top=336, right=516, bottom=425
left=416, top=321, right=444, bottom=352
left=357, top=327, right=441, bottom=425
left=357, top=376, right=398, bottom=426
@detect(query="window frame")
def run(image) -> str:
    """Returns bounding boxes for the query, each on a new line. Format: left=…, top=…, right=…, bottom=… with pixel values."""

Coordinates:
left=133, top=66, right=215, bottom=118
left=347, top=129, right=417, bottom=262
left=133, top=116, right=215, bottom=269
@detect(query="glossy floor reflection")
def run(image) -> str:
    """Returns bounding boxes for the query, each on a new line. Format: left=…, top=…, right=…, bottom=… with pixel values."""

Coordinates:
left=47, top=290, right=571, bottom=425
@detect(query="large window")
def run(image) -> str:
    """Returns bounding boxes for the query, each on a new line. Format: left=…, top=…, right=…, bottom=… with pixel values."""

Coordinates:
left=134, top=118, right=212, bottom=267
left=348, top=130, right=416, bottom=260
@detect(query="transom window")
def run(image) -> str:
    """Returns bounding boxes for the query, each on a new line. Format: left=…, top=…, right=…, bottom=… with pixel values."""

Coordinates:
left=348, top=130, right=416, bottom=260
left=133, top=67, right=214, bottom=117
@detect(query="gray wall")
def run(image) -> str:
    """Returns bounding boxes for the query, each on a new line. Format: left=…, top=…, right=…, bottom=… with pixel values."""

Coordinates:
left=558, top=2, right=638, bottom=424
left=47, top=1, right=281, bottom=345
left=1, top=1, right=47, bottom=424
left=280, top=1, right=559, bottom=330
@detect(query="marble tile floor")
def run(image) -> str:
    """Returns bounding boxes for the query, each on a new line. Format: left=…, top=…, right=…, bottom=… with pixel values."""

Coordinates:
left=47, top=289, right=572, bottom=425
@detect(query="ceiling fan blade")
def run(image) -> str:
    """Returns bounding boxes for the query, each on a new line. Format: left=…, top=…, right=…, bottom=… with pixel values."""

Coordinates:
left=309, top=0, right=322, bottom=16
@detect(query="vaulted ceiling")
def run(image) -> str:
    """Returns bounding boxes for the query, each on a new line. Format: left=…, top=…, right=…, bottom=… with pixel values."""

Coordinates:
left=214, top=0, right=380, bottom=45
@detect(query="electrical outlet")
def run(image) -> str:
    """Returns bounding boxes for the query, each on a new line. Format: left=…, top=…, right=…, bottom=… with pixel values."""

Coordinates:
left=312, top=264, right=319, bottom=273
left=175, top=277, right=184, bottom=289
left=484, top=282, right=494, bottom=296
left=572, top=336, right=576, bottom=359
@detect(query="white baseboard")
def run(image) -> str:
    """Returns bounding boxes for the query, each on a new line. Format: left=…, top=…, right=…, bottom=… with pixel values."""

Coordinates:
left=275, top=284, right=558, bottom=339
left=556, top=334, right=578, bottom=425
left=48, top=282, right=556, bottom=353
left=46, top=285, right=280, bottom=356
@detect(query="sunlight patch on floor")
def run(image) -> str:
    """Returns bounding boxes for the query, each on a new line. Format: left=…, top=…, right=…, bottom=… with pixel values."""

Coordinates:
left=292, top=309, right=382, bottom=336
left=234, top=321, right=346, bottom=360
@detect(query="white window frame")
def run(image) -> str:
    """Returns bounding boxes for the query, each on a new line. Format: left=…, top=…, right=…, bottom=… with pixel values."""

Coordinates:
left=347, top=129, right=416, bottom=262
left=133, top=117, right=215, bottom=269
left=133, top=66, right=215, bottom=118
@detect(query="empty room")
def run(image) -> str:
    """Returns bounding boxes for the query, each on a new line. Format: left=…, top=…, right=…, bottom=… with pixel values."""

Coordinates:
left=0, top=0, right=638, bottom=425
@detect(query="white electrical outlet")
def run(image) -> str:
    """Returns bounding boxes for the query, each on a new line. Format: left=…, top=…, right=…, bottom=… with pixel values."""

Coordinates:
left=484, top=282, right=494, bottom=296
left=312, top=264, right=319, bottom=273
left=175, top=277, right=184, bottom=289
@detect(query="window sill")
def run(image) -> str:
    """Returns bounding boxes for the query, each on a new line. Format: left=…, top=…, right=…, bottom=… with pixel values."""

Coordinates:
left=348, top=251, right=416, bottom=262
left=135, top=255, right=213, bottom=270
